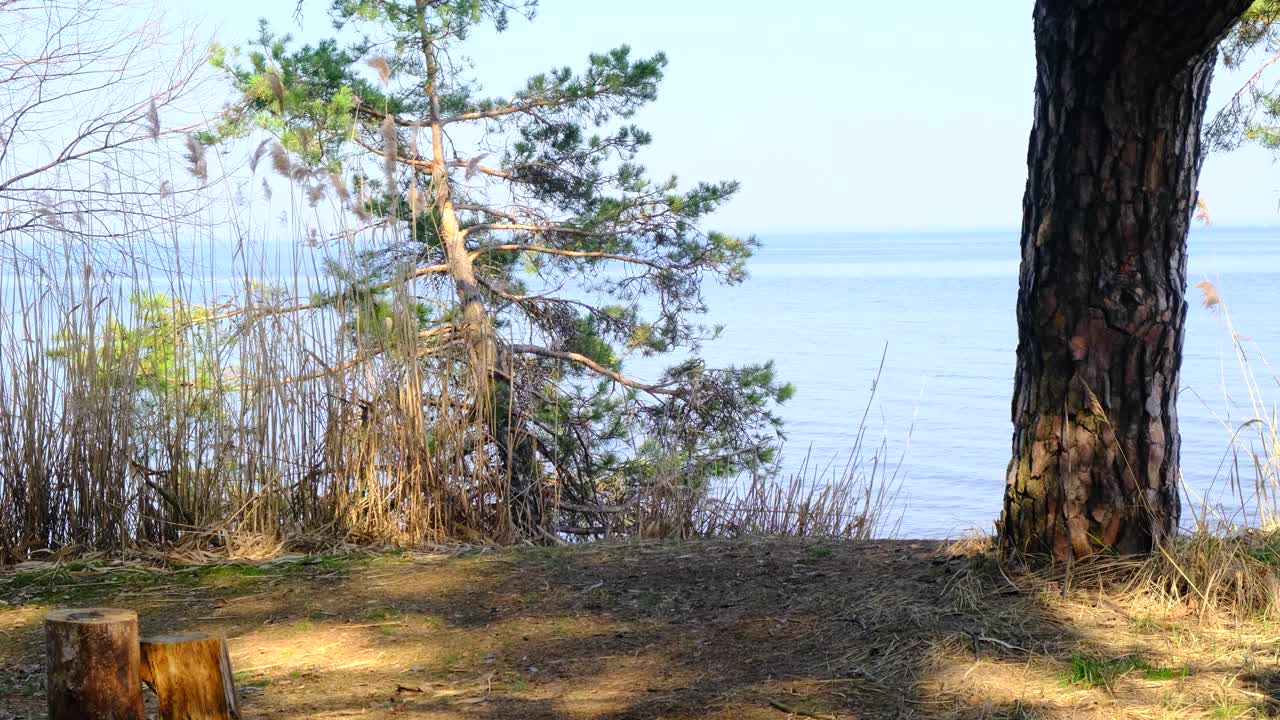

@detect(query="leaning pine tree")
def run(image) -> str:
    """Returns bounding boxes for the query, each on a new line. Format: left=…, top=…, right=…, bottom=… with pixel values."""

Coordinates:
left=209, top=0, right=790, bottom=541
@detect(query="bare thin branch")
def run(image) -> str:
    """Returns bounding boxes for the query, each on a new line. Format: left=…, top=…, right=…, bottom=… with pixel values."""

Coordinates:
left=507, top=343, right=680, bottom=396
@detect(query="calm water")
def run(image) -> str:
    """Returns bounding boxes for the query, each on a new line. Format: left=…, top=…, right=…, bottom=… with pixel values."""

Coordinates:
left=672, top=227, right=1280, bottom=538
left=30, top=226, right=1277, bottom=538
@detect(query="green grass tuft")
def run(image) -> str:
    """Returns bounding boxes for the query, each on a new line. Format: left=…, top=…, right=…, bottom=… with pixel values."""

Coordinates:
left=365, top=607, right=401, bottom=621
left=1066, top=654, right=1188, bottom=688
left=805, top=545, right=834, bottom=559
left=233, top=671, right=271, bottom=688
left=1207, top=701, right=1255, bottom=720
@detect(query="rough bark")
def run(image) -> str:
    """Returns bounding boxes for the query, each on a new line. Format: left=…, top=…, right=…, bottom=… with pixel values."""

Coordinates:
left=45, top=607, right=145, bottom=720
left=140, top=632, right=240, bottom=720
left=1000, top=0, right=1252, bottom=559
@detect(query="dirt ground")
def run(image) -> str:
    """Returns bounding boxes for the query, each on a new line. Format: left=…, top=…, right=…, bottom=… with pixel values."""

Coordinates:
left=3, top=538, right=1280, bottom=719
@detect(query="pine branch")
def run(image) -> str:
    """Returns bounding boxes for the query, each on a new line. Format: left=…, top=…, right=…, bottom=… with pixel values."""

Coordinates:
left=461, top=223, right=600, bottom=238
left=453, top=203, right=524, bottom=222
left=507, top=343, right=681, bottom=396
left=440, top=95, right=588, bottom=126
left=446, top=159, right=511, bottom=179
left=352, top=96, right=423, bottom=127
left=472, top=242, right=681, bottom=271
left=185, top=262, right=452, bottom=327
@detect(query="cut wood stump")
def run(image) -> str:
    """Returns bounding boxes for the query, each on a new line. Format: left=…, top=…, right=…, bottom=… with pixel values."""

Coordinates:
left=45, top=607, right=145, bottom=720
left=140, top=632, right=240, bottom=720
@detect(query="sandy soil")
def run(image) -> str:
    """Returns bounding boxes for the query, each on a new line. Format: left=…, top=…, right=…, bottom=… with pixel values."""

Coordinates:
left=2, top=538, right=1279, bottom=719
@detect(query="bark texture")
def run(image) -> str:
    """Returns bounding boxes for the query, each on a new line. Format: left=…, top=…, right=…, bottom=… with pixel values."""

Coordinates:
left=140, top=632, right=240, bottom=720
left=1001, top=0, right=1252, bottom=559
left=45, top=607, right=145, bottom=720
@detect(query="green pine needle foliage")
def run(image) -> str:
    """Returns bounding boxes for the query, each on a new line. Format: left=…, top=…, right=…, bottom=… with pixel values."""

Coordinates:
left=207, top=0, right=790, bottom=538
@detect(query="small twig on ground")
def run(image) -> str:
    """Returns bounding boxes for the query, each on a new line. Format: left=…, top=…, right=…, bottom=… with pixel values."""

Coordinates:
left=973, top=635, right=1030, bottom=654
left=769, top=698, right=838, bottom=719
left=575, top=581, right=604, bottom=596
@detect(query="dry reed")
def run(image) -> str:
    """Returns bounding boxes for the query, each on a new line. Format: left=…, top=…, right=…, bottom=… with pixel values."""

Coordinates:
left=0, top=163, right=901, bottom=562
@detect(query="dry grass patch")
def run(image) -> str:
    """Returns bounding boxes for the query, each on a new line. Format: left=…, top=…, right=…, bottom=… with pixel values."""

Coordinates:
left=5, top=539, right=1280, bottom=718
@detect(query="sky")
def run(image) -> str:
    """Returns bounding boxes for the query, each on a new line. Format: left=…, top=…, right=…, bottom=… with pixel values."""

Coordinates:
left=176, top=0, right=1280, bottom=234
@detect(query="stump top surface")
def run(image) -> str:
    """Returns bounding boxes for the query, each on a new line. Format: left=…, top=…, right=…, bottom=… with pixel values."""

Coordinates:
left=44, top=607, right=137, bottom=624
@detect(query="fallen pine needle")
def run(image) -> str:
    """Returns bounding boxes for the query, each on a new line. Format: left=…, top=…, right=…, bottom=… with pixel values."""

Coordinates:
left=769, top=698, right=837, bottom=720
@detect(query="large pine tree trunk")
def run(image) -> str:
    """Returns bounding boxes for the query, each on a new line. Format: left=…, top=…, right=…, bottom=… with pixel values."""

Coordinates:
left=1000, top=0, right=1251, bottom=559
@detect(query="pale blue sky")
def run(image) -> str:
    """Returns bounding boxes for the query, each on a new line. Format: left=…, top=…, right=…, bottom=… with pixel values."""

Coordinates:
left=178, top=1, right=1280, bottom=233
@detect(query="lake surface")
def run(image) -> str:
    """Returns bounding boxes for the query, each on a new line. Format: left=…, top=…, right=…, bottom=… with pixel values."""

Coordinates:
left=671, top=227, right=1280, bottom=538
left=18, top=225, right=1276, bottom=539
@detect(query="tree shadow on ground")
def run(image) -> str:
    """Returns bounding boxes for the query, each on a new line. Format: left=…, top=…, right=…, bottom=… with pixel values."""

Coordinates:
left=218, top=540, right=1090, bottom=719
left=3, top=539, right=1279, bottom=719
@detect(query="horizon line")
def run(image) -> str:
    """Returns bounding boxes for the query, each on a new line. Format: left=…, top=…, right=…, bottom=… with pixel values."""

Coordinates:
left=731, top=223, right=1280, bottom=237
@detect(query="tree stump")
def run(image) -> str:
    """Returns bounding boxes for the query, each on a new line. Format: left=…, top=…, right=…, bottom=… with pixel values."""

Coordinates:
left=140, top=632, right=240, bottom=720
left=45, top=607, right=145, bottom=720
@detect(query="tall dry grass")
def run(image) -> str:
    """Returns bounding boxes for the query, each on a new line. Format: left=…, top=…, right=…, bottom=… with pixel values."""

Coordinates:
left=1186, top=280, right=1280, bottom=530
left=0, top=136, right=542, bottom=555
left=1061, top=280, right=1280, bottom=619
left=0, top=0, right=905, bottom=558
left=691, top=361, right=906, bottom=541
left=0, top=177, right=902, bottom=561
